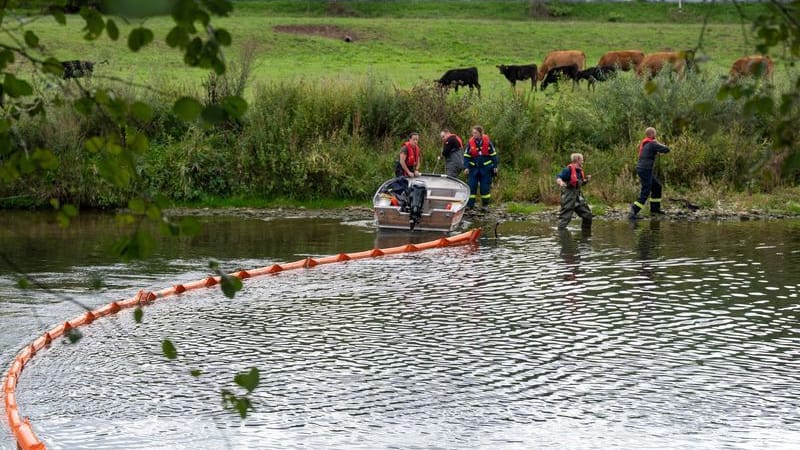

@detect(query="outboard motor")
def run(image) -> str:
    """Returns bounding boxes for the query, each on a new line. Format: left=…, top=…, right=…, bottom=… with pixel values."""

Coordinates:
left=407, top=180, right=427, bottom=230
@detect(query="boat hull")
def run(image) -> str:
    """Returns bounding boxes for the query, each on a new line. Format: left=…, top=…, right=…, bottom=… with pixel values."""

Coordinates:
left=373, top=174, right=470, bottom=232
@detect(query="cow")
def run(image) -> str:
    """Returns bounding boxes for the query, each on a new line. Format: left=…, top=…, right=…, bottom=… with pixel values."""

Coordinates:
left=636, top=51, right=695, bottom=79
left=496, top=63, right=538, bottom=90
left=435, top=67, right=480, bottom=94
left=61, top=59, right=108, bottom=79
left=538, top=50, right=586, bottom=81
left=728, top=55, right=774, bottom=83
left=540, top=64, right=580, bottom=91
left=597, top=50, right=644, bottom=72
left=576, top=66, right=616, bottom=90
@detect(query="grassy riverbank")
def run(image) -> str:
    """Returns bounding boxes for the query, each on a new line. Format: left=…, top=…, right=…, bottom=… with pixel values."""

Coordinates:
left=2, top=1, right=798, bottom=214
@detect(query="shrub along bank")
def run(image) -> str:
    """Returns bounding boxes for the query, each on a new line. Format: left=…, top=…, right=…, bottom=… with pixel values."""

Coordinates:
left=2, top=71, right=795, bottom=211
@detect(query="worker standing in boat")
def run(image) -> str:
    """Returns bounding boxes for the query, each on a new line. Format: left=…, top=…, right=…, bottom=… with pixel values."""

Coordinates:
left=463, top=125, right=498, bottom=210
left=555, top=152, right=592, bottom=230
left=438, top=128, right=464, bottom=178
left=395, top=132, right=422, bottom=178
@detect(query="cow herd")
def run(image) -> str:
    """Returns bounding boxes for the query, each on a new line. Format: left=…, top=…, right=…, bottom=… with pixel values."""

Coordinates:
left=435, top=50, right=775, bottom=93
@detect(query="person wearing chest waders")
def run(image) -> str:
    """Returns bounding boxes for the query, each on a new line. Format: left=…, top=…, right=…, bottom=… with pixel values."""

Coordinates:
left=630, top=126, right=671, bottom=219
left=438, top=128, right=464, bottom=178
left=462, top=125, right=498, bottom=210
left=395, top=132, right=422, bottom=178
left=555, top=153, right=592, bottom=230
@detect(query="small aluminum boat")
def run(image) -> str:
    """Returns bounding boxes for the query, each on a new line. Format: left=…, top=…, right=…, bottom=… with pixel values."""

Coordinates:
left=373, top=173, right=470, bottom=231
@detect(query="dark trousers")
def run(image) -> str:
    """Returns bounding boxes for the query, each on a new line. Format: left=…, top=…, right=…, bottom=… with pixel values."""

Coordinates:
left=634, top=168, right=663, bottom=212
left=466, top=164, right=494, bottom=207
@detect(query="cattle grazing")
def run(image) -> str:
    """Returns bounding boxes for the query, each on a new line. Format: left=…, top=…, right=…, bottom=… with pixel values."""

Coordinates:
left=597, top=50, right=645, bottom=71
left=540, top=64, right=580, bottom=91
left=61, top=59, right=108, bottom=79
left=728, top=55, right=773, bottom=83
left=636, top=51, right=695, bottom=79
left=496, top=63, right=538, bottom=90
left=435, top=67, right=480, bottom=94
left=576, top=66, right=616, bottom=90
left=538, top=50, right=586, bottom=82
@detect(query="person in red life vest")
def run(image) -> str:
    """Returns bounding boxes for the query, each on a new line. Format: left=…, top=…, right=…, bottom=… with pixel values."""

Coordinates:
left=462, top=125, right=498, bottom=210
left=555, top=153, right=592, bottom=230
left=395, top=132, right=422, bottom=177
left=438, top=128, right=464, bottom=178
left=630, top=127, right=671, bottom=219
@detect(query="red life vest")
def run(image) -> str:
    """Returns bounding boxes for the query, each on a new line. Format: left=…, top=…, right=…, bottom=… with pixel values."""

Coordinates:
left=468, top=135, right=491, bottom=157
left=403, top=141, right=420, bottom=167
left=568, top=163, right=583, bottom=188
left=445, top=133, right=463, bottom=148
left=638, top=137, right=654, bottom=157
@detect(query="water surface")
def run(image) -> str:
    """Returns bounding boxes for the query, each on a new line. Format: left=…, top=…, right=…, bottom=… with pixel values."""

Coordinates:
left=2, top=212, right=799, bottom=449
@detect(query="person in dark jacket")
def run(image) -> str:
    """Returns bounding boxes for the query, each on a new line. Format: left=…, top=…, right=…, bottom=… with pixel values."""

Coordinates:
left=462, top=125, right=498, bottom=210
left=395, top=132, right=422, bottom=178
left=556, top=153, right=592, bottom=230
left=630, top=127, right=670, bottom=219
left=438, top=128, right=464, bottom=178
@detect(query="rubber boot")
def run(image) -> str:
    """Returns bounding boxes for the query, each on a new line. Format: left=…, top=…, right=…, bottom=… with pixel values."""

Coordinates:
left=650, top=203, right=665, bottom=216
left=629, top=204, right=641, bottom=220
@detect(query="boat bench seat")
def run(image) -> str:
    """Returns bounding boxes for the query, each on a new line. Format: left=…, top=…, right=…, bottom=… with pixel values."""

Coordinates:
left=426, top=195, right=464, bottom=202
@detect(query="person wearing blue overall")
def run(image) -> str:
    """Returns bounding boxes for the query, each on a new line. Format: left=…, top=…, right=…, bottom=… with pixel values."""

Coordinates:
left=462, top=125, right=498, bottom=210
left=630, top=127, right=671, bottom=219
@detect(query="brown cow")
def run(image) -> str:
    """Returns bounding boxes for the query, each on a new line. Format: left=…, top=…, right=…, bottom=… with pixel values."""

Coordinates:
left=636, top=50, right=695, bottom=79
left=597, top=50, right=644, bottom=71
left=729, top=55, right=774, bottom=82
left=538, top=50, right=586, bottom=81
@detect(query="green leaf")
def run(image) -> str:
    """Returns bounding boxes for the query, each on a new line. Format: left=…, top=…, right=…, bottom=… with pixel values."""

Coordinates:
left=644, top=80, right=658, bottom=95
left=162, top=339, right=178, bottom=360
left=24, top=30, right=39, bottom=48
left=128, top=198, right=146, bottom=214
left=17, top=278, right=30, bottom=289
left=173, top=97, right=202, bottom=121
left=106, top=19, right=120, bottom=41
left=51, top=10, right=66, bottom=25
left=81, top=8, right=105, bottom=39
left=234, top=367, right=260, bottom=393
left=201, top=104, right=226, bottom=124
left=0, top=50, right=14, bottom=70
left=65, top=328, right=83, bottom=344
left=190, top=369, right=202, bottom=377
left=204, top=0, right=234, bottom=16
left=222, top=96, right=248, bottom=118
left=220, top=274, right=242, bottom=299
left=693, top=101, right=713, bottom=113
left=133, top=307, right=144, bottom=323
left=33, top=148, right=59, bottom=170
left=180, top=217, right=201, bottom=236
left=127, top=131, right=149, bottom=153
left=130, top=101, right=153, bottom=122
left=166, top=27, right=190, bottom=48
left=4, top=74, right=33, bottom=97
left=50, top=198, right=60, bottom=209
left=0, top=118, right=10, bottom=133
left=214, top=28, right=232, bottom=46
left=85, top=136, right=106, bottom=153
left=128, top=27, right=154, bottom=52
left=62, top=204, right=78, bottom=217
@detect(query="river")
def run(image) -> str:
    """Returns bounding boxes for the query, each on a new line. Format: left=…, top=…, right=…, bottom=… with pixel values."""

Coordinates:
left=1, top=211, right=799, bottom=449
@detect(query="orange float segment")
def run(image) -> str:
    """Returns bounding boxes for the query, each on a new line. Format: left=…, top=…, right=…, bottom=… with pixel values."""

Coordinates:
left=15, top=419, right=45, bottom=450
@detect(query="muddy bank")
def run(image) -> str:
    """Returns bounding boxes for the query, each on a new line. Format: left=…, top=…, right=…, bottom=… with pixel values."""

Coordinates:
left=166, top=203, right=799, bottom=225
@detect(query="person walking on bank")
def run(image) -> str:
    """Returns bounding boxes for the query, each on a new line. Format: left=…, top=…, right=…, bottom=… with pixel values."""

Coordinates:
left=463, top=125, right=498, bottom=210
left=556, top=153, right=592, bottom=230
left=395, top=132, right=422, bottom=178
left=630, top=127, right=670, bottom=219
left=438, top=128, right=464, bottom=178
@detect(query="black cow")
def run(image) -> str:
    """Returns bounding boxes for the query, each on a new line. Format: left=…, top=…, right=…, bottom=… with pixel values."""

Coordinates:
left=496, top=63, right=538, bottom=90
left=435, top=67, right=480, bottom=94
left=61, top=59, right=107, bottom=79
left=539, top=64, right=580, bottom=91
left=576, top=66, right=616, bottom=90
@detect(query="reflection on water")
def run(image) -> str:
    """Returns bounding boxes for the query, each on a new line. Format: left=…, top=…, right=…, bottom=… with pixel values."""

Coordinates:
left=2, top=212, right=800, bottom=449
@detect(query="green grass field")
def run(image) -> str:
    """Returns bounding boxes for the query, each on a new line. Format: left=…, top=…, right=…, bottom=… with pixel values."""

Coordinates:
left=7, top=1, right=782, bottom=96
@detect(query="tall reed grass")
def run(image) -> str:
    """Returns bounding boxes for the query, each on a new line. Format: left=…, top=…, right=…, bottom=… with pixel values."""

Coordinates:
left=2, top=70, right=790, bottom=208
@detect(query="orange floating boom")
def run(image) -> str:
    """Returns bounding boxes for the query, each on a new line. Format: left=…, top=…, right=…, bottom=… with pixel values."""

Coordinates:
left=3, top=228, right=480, bottom=450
